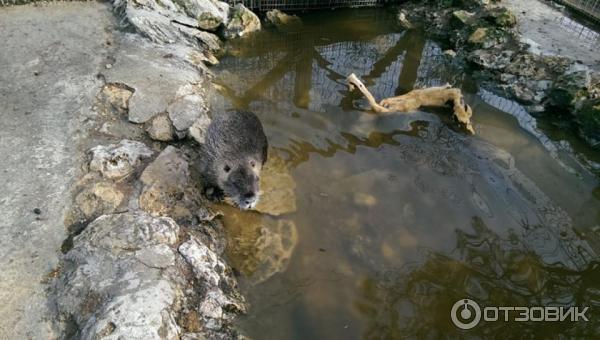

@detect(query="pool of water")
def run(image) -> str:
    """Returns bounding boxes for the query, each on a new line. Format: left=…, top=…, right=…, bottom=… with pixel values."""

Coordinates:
left=212, top=8, right=600, bottom=338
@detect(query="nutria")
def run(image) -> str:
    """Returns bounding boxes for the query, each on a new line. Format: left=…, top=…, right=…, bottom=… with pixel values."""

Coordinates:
left=199, top=111, right=268, bottom=210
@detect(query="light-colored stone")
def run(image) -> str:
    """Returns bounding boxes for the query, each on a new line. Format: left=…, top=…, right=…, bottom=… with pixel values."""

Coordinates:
left=223, top=4, right=261, bottom=39
left=147, top=113, right=175, bottom=141
left=89, top=140, right=154, bottom=179
left=74, top=182, right=125, bottom=219
left=189, top=114, right=212, bottom=144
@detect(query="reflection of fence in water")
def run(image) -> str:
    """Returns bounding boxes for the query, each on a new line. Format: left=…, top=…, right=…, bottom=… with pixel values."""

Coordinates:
left=220, top=32, right=460, bottom=112
left=557, top=15, right=600, bottom=45
left=557, top=0, right=600, bottom=22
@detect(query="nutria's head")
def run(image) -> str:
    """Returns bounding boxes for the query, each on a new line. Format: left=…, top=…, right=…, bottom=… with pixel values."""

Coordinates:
left=217, top=156, right=263, bottom=210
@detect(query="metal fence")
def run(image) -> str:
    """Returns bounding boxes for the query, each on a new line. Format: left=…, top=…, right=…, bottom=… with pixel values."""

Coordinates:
left=226, top=0, right=392, bottom=11
left=557, top=0, right=600, bottom=22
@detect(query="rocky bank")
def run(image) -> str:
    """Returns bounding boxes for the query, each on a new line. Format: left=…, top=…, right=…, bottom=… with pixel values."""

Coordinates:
left=21, top=0, right=299, bottom=338
left=397, top=0, right=600, bottom=147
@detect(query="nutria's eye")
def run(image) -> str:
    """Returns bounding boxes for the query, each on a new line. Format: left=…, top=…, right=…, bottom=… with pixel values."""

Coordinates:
left=250, top=161, right=256, bottom=168
left=224, top=165, right=231, bottom=173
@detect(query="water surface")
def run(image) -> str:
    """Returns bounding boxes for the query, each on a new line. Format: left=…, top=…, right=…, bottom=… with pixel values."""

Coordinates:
left=213, top=8, right=600, bottom=338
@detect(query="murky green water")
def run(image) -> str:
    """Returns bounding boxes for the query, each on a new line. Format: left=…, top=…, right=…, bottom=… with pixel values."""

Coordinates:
left=213, top=8, right=600, bottom=338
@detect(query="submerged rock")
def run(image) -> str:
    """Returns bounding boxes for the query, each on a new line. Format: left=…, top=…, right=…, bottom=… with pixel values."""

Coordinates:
left=89, top=140, right=154, bottom=179
left=254, top=152, right=297, bottom=216
left=223, top=4, right=261, bottom=39
left=265, top=9, right=302, bottom=30
left=221, top=206, right=298, bottom=284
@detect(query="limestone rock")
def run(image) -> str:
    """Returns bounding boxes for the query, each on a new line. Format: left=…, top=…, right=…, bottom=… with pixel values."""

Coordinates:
left=51, top=212, right=181, bottom=340
left=549, top=70, right=592, bottom=110
left=265, top=9, right=302, bottom=30
left=484, top=7, right=517, bottom=28
left=223, top=4, right=261, bottom=39
left=168, top=84, right=210, bottom=134
left=139, top=146, right=191, bottom=216
left=189, top=114, right=212, bottom=144
left=146, top=113, right=175, bottom=141
left=450, top=10, right=475, bottom=28
left=74, top=182, right=125, bottom=220
left=254, top=152, right=297, bottom=216
left=198, top=11, right=223, bottom=31
left=89, top=140, right=154, bottom=179
left=96, top=82, right=134, bottom=116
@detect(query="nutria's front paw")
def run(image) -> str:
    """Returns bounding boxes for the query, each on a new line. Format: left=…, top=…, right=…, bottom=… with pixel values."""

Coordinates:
left=205, top=187, right=224, bottom=202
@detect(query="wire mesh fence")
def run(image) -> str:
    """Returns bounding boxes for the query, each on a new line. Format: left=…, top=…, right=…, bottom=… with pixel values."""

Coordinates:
left=226, top=0, right=392, bottom=11
left=556, top=0, right=600, bottom=22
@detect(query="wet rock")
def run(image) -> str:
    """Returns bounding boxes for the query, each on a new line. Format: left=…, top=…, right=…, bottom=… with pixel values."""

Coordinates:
left=179, top=238, right=246, bottom=329
left=89, top=140, right=154, bottom=179
left=254, top=152, right=297, bottom=216
left=73, top=182, right=125, bottom=220
left=265, top=9, right=302, bottom=30
left=146, top=112, right=176, bottom=142
left=468, top=27, right=488, bottom=45
left=483, top=7, right=517, bottom=28
left=450, top=10, right=475, bottom=28
left=549, top=70, right=592, bottom=110
left=223, top=4, right=261, bottom=39
left=397, top=10, right=414, bottom=30
left=576, top=98, right=600, bottom=146
left=468, top=49, right=513, bottom=70
left=221, top=206, right=298, bottom=284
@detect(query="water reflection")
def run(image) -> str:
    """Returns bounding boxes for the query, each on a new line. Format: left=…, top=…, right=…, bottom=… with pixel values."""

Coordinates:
left=357, top=216, right=600, bottom=338
left=212, top=8, right=600, bottom=340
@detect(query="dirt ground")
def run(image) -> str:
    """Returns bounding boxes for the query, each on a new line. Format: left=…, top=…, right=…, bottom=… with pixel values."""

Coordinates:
left=0, top=2, right=114, bottom=338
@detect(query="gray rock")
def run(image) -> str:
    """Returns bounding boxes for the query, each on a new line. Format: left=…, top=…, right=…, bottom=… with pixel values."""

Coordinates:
left=52, top=212, right=181, bottom=340
left=168, top=84, right=210, bottom=133
left=52, top=211, right=246, bottom=339
left=73, top=182, right=125, bottom=220
left=89, top=140, right=154, bottom=179
left=450, top=10, right=475, bottom=28
left=101, top=34, right=205, bottom=124
left=550, top=70, right=592, bottom=110
left=223, top=4, right=261, bottom=39
left=114, top=0, right=226, bottom=49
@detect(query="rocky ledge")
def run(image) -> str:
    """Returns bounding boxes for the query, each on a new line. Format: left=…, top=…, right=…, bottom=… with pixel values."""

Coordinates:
left=44, top=0, right=301, bottom=338
left=398, top=0, right=600, bottom=147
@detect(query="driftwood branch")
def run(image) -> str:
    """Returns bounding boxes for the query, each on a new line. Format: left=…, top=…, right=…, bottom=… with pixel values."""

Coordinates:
left=346, top=73, right=474, bottom=134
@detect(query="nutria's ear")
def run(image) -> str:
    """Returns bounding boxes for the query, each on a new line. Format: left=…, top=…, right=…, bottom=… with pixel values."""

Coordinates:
left=262, top=141, right=268, bottom=165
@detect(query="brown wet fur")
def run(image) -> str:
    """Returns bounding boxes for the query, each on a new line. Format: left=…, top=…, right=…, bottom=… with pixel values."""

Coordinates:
left=347, top=73, right=475, bottom=134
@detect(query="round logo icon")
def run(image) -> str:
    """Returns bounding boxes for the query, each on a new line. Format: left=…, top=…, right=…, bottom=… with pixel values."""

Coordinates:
left=451, top=299, right=481, bottom=330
